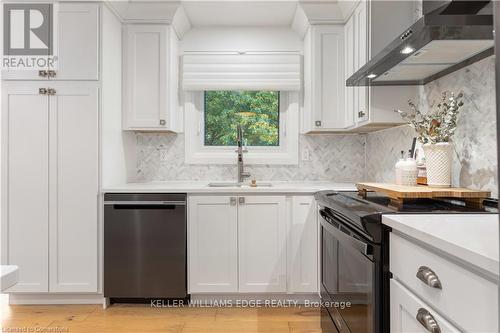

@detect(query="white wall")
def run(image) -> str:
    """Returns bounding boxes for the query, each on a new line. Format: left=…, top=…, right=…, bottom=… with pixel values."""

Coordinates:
left=101, top=5, right=136, bottom=186
left=180, top=27, right=303, bottom=53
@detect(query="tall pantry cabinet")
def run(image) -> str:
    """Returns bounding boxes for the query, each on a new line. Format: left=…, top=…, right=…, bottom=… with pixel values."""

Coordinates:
left=1, top=3, right=100, bottom=294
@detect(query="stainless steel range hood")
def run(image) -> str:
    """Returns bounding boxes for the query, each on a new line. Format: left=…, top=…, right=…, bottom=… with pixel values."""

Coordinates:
left=346, top=0, right=494, bottom=86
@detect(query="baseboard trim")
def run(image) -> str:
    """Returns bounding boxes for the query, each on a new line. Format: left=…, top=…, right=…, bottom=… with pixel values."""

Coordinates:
left=190, top=293, right=320, bottom=305
left=9, top=293, right=105, bottom=305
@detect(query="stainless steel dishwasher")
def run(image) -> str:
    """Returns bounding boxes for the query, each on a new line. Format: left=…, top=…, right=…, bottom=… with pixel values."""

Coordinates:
left=104, top=193, right=187, bottom=300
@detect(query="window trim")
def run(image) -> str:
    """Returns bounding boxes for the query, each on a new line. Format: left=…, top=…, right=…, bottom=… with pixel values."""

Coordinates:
left=184, top=91, right=299, bottom=165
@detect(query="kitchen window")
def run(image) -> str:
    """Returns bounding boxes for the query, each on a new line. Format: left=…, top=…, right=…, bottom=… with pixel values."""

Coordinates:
left=185, top=91, right=299, bottom=165
left=204, top=91, right=280, bottom=147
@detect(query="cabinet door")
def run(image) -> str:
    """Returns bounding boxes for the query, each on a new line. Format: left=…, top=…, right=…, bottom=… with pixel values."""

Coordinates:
left=1, top=3, right=98, bottom=81
left=188, top=196, right=238, bottom=293
left=48, top=84, right=99, bottom=292
left=52, top=4, right=99, bottom=80
left=238, top=196, right=287, bottom=292
left=2, top=84, right=49, bottom=292
left=344, top=17, right=356, bottom=129
left=390, top=279, right=460, bottom=333
left=311, top=26, right=346, bottom=130
left=288, top=196, right=318, bottom=293
left=354, top=2, right=369, bottom=123
left=123, top=25, right=169, bottom=130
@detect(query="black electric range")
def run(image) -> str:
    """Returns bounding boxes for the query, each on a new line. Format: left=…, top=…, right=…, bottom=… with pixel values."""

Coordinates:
left=314, top=190, right=497, bottom=333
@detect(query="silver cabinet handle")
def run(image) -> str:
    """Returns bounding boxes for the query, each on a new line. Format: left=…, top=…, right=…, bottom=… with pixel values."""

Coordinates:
left=39, top=70, right=48, bottom=77
left=159, top=119, right=166, bottom=126
left=416, top=266, right=442, bottom=289
left=238, top=197, right=245, bottom=204
left=39, top=88, right=48, bottom=95
left=47, top=70, right=56, bottom=78
left=358, top=110, right=366, bottom=118
left=230, top=197, right=237, bottom=206
left=416, top=308, right=441, bottom=333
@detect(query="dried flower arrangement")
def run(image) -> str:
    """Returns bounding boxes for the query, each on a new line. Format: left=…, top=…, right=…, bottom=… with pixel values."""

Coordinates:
left=395, top=91, right=464, bottom=144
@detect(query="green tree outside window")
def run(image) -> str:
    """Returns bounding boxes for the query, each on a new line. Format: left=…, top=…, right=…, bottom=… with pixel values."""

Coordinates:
left=204, top=91, right=280, bottom=146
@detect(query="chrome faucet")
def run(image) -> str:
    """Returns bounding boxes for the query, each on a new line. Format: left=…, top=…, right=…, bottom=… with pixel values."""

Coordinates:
left=236, top=125, right=251, bottom=183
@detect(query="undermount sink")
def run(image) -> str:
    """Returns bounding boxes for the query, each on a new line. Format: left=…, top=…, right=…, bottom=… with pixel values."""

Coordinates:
left=207, top=182, right=242, bottom=187
left=207, top=182, right=273, bottom=188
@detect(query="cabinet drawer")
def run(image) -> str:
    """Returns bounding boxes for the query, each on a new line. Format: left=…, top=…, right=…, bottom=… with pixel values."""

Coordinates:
left=390, top=233, right=498, bottom=332
left=391, top=279, right=459, bottom=333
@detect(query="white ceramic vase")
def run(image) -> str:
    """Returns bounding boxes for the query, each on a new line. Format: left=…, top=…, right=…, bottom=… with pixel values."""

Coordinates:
left=423, top=142, right=453, bottom=187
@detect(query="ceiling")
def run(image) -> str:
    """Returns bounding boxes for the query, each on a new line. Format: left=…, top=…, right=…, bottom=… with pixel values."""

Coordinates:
left=106, top=0, right=349, bottom=35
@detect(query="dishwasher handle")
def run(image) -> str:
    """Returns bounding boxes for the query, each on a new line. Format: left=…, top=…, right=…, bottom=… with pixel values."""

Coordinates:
left=104, top=201, right=185, bottom=206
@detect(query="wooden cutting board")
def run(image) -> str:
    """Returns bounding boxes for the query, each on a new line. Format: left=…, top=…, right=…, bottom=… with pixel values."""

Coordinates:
left=356, top=182, right=491, bottom=209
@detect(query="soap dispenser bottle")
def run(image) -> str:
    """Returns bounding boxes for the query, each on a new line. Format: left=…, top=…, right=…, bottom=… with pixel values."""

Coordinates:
left=395, top=151, right=405, bottom=185
left=401, top=150, right=418, bottom=186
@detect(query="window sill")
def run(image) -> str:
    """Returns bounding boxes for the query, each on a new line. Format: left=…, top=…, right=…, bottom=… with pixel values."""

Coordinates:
left=185, top=150, right=299, bottom=165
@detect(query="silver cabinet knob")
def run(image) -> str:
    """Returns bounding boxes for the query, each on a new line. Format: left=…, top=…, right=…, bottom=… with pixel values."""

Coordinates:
left=238, top=197, right=245, bottom=204
left=39, top=88, right=48, bottom=95
left=159, top=119, right=166, bottom=126
left=416, top=266, right=442, bottom=289
left=230, top=197, right=237, bottom=206
left=416, top=308, right=441, bottom=333
left=315, top=120, right=322, bottom=127
left=38, top=70, right=48, bottom=77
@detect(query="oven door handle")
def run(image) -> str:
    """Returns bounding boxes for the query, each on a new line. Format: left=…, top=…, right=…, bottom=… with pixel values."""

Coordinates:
left=320, top=215, right=374, bottom=260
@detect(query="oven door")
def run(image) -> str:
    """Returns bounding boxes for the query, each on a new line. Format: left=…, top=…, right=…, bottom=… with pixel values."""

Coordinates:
left=320, top=209, right=379, bottom=333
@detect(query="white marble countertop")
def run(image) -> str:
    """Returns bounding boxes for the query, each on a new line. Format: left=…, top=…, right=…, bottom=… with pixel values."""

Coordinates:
left=383, top=214, right=499, bottom=278
left=102, top=181, right=357, bottom=194
left=1, top=265, right=18, bottom=291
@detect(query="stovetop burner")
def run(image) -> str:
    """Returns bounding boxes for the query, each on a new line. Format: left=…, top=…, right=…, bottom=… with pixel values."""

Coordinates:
left=315, top=190, right=497, bottom=243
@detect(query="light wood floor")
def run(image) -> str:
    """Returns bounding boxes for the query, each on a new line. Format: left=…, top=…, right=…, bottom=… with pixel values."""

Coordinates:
left=1, top=296, right=322, bottom=333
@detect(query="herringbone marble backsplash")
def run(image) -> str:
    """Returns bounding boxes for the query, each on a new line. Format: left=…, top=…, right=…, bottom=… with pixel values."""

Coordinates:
left=136, top=134, right=367, bottom=182
left=366, top=56, right=498, bottom=198
left=135, top=57, right=497, bottom=197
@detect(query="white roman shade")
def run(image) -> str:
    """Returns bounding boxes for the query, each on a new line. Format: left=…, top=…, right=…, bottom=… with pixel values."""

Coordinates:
left=182, top=53, right=301, bottom=91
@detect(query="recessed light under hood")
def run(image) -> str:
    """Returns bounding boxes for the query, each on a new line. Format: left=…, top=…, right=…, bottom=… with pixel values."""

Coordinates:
left=346, top=0, right=494, bottom=86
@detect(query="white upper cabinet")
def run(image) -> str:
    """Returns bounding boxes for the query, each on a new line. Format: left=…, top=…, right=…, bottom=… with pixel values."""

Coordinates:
left=344, top=16, right=356, bottom=129
left=353, top=1, right=368, bottom=123
left=344, top=0, right=417, bottom=131
left=238, top=196, right=287, bottom=293
left=345, top=1, right=370, bottom=126
left=123, top=24, right=179, bottom=132
left=52, top=4, right=100, bottom=80
left=2, top=3, right=99, bottom=81
left=188, top=196, right=238, bottom=293
left=303, top=25, right=347, bottom=132
left=288, top=196, right=318, bottom=293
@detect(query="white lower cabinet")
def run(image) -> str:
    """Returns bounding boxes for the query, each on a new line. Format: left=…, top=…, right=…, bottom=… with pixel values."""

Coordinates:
left=391, top=279, right=459, bottom=333
left=2, top=82, right=99, bottom=294
left=48, top=85, right=99, bottom=292
left=2, top=86, right=50, bottom=292
left=390, top=231, right=498, bottom=332
left=238, top=196, right=286, bottom=293
left=188, top=195, right=316, bottom=294
left=288, top=196, right=318, bottom=293
left=188, top=196, right=238, bottom=293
